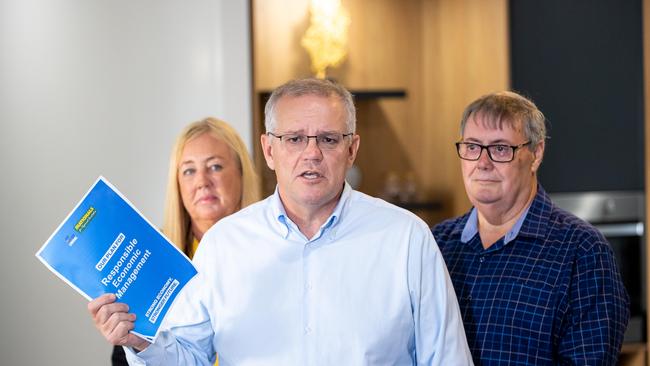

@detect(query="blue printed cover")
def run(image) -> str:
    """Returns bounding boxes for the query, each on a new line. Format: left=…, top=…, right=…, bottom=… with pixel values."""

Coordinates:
left=36, top=176, right=198, bottom=342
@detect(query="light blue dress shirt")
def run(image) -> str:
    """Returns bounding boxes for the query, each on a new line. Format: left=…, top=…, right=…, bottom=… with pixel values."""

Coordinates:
left=126, top=183, right=472, bottom=365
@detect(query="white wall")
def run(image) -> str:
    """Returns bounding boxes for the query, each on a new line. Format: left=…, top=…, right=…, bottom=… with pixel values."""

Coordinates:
left=0, top=1, right=251, bottom=364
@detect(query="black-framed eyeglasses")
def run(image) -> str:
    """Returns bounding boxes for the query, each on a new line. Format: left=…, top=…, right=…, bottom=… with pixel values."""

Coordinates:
left=267, top=132, right=353, bottom=152
left=455, top=141, right=531, bottom=163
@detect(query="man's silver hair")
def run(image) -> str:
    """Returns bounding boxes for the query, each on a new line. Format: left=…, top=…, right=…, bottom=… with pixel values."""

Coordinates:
left=460, top=91, right=547, bottom=148
left=264, top=78, right=356, bottom=133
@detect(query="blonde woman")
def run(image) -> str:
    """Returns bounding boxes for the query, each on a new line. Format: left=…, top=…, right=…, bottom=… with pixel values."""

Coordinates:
left=111, top=117, right=261, bottom=365
left=164, top=117, right=261, bottom=257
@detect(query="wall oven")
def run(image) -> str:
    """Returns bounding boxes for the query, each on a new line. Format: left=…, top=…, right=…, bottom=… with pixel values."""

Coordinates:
left=551, top=191, right=645, bottom=342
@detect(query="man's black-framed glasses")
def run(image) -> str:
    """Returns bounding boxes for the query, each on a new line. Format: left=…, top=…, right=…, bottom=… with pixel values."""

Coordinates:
left=455, top=141, right=531, bottom=163
left=268, top=132, right=353, bottom=152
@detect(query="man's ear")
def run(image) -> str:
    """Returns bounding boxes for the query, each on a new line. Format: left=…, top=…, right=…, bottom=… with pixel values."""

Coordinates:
left=347, top=134, right=360, bottom=168
left=261, top=134, right=275, bottom=171
left=531, top=139, right=545, bottom=173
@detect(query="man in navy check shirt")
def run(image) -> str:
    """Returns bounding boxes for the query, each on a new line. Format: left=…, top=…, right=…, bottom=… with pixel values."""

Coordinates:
left=432, top=91, right=629, bottom=365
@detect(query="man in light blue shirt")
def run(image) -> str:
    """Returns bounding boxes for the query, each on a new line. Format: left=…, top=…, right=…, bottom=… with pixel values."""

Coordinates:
left=89, top=78, right=472, bottom=365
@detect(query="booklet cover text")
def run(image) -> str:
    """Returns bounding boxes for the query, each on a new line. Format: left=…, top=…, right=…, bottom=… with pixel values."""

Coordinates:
left=36, top=176, right=198, bottom=342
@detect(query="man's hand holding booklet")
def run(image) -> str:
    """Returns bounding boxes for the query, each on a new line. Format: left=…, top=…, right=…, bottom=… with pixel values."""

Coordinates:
left=36, top=176, right=197, bottom=342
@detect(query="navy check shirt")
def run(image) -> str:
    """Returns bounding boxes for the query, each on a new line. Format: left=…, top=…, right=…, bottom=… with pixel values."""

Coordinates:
left=432, top=185, right=629, bottom=365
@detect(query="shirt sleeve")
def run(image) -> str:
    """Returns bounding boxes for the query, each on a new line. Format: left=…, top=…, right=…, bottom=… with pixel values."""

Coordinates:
left=124, top=241, right=219, bottom=365
left=408, top=224, right=474, bottom=366
left=556, top=238, right=630, bottom=364
left=124, top=322, right=215, bottom=366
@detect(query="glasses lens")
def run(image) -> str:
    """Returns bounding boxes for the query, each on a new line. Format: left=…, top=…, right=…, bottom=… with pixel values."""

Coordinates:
left=458, top=143, right=480, bottom=160
left=487, top=145, right=513, bottom=162
left=279, top=133, right=348, bottom=151
left=316, top=133, right=344, bottom=150
left=279, top=134, right=305, bottom=152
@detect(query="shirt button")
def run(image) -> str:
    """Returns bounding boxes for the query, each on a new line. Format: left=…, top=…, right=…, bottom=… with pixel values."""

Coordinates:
left=305, top=326, right=312, bottom=334
left=305, top=283, right=313, bottom=291
left=479, top=256, right=485, bottom=263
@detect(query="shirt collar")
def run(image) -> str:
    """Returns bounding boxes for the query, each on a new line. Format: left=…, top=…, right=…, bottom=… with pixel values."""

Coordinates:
left=269, top=182, right=352, bottom=241
left=517, top=184, right=553, bottom=239
left=460, top=197, right=533, bottom=245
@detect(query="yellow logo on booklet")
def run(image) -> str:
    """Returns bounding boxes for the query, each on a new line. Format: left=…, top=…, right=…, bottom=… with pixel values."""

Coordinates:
left=74, top=206, right=96, bottom=232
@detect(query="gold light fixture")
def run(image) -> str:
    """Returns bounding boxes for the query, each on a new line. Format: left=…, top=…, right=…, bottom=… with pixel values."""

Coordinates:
left=301, top=0, right=350, bottom=79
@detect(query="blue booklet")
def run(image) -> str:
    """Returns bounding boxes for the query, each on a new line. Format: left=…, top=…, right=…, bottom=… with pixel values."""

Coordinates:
left=36, top=176, right=198, bottom=342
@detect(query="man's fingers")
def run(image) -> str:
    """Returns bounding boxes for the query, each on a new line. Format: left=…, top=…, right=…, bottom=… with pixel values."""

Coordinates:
left=87, top=293, right=116, bottom=316
left=110, top=326, right=151, bottom=351
left=87, top=295, right=149, bottom=349
left=94, top=302, right=130, bottom=326
left=104, top=311, right=136, bottom=333
left=88, top=294, right=133, bottom=344
left=107, top=315, right=136, bottom=345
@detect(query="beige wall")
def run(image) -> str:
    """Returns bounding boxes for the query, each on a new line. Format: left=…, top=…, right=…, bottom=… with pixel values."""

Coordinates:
left=1, top=1, right=252, bottom=365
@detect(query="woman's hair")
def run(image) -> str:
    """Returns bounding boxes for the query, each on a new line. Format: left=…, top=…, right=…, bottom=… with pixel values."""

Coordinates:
left=163, top=117, right=261, bottom=254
